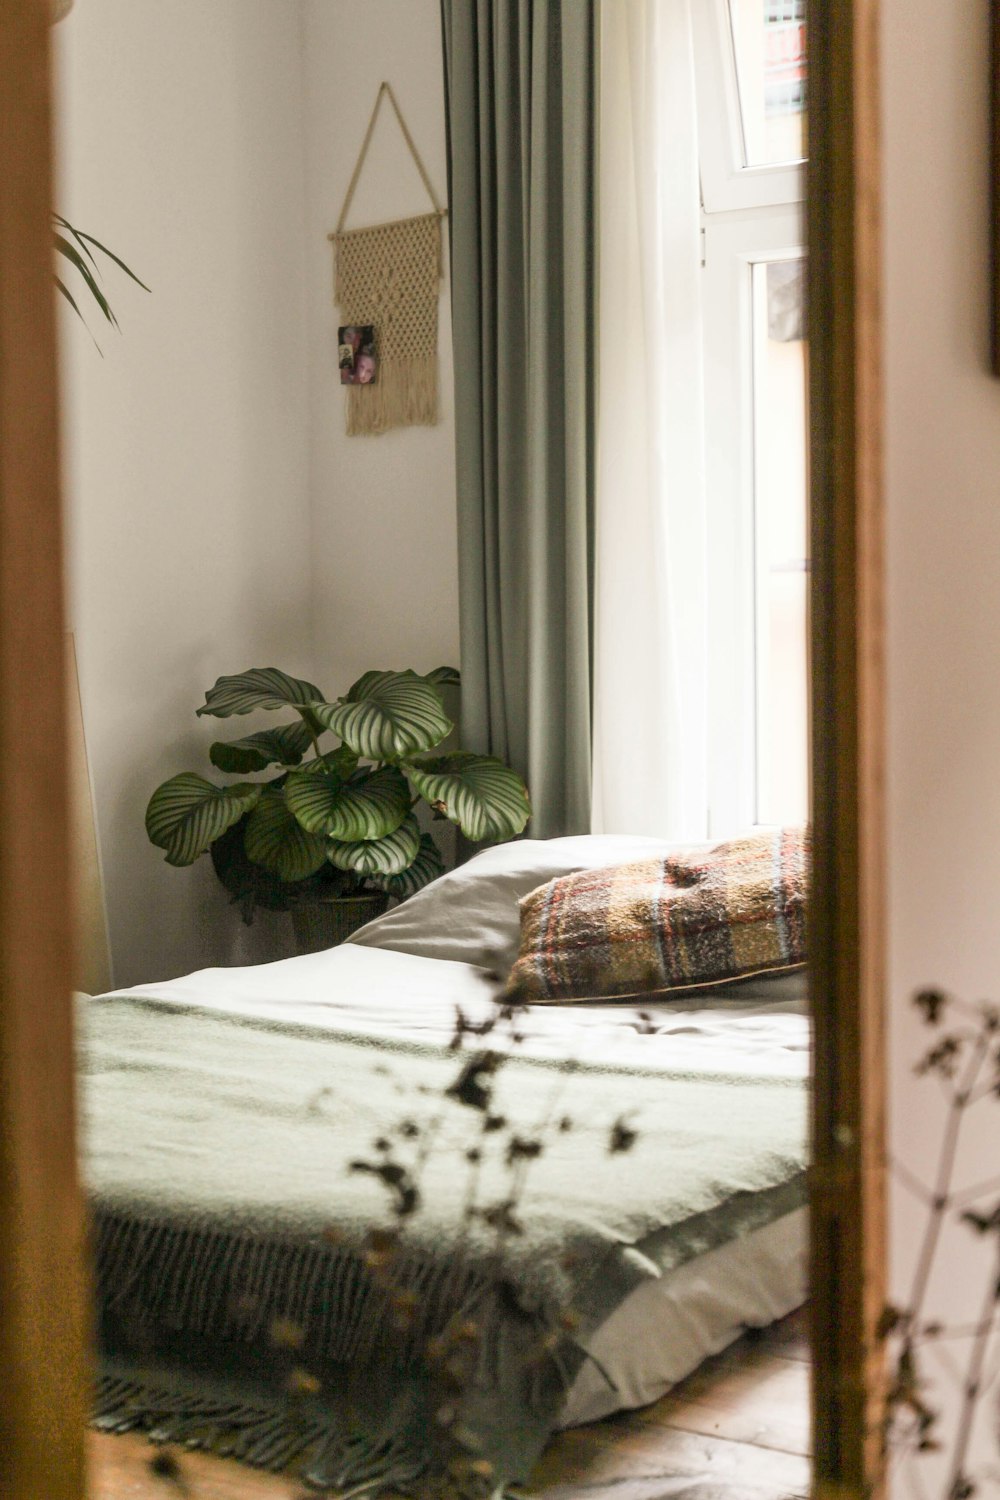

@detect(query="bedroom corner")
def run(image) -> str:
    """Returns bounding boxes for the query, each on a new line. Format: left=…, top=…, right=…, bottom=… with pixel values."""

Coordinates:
left=1, top=0, right=928, bottom=1496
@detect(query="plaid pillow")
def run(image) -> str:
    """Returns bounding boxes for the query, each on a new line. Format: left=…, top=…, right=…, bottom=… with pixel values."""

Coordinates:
left=503, top=827, right=809, bottom=1004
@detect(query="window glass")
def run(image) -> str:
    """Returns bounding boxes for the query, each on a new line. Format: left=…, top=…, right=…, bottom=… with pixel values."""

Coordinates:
left=728, top=0, right=807, bottom=167
left=752, top=258, right=809, bottom=826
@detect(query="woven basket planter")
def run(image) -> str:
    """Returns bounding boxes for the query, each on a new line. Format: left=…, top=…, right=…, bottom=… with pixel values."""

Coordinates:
left=289, top=891, right=389, bottom=956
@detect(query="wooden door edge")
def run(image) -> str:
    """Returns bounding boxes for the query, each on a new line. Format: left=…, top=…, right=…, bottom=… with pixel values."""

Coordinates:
left=808, top=0, right=887, bottom=1494
left=0, top=2, right=88, bottom=1497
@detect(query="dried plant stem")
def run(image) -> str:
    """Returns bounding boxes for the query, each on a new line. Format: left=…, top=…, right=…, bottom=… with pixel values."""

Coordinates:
left=908, top=1034, right=990, bottom=1320
left=946, top=1245, right=1000, bottom=1498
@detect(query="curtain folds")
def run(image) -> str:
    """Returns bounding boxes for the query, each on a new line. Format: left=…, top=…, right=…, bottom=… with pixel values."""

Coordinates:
left=441, top=0, right=597, bottom=839
left=590, top=0, right=709, bottom=840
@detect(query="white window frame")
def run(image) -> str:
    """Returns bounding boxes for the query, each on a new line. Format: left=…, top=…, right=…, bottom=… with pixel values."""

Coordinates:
left=694, top=0, right=806, bottom=836
left=692, top=0, right=805, bottom=213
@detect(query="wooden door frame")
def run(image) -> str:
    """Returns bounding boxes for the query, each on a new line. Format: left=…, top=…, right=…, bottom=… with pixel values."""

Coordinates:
left=0, top=2, right=87, bottom=1499
left=0, top=0, right=886, bottom=1497
left=808, top=0, right=886, bottom=1495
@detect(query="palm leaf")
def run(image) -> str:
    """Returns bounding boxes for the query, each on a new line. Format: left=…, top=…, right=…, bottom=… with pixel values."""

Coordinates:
left=54, top=214, right=151, bottom=291
left=370, top=833, right=446, bottom=898
left=54, top=233, right=117, bottom=327
left=313, top=670, right=452, bottom=761
left=327, top=813, right=421, bottom=877
left=286, top=765, right=410, bottom=841
left=145, top=773, right=261, bottom=867
left=404, top=754, right=530, bottom=842
left=55, top=277, right=84, bottom=320
left=243, top=790, right=329, bottom=883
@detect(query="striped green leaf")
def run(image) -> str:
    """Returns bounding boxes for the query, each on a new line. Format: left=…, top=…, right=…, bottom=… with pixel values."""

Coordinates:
left=312, top=670, right=452, bottom=761
left=423, top=665, right=461, bottom=688
left=146, top=773, right=261, bottom=867
left=328, top=813, right=421, bottom=878
left=313, top=744, right=360, bottom=781
left=243, top=790, right=329, bottom=883
left=286, top=764, right=410, bottom=841
left=197, top=668, right=325, bottom=720
left=209, top=721, right=313, bottom=774
left=404, top=754, right=531, bottom=843
left=370, top=833, right=446, bottom=898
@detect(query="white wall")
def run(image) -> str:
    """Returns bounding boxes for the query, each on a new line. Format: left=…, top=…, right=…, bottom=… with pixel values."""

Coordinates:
left=55, top=0, right=460, bottom=987
left=884, top=0, right=1000, bottom=1489
left=300, top=0, right=460, bottom=695
left=56, top=0, right=313, bottom=986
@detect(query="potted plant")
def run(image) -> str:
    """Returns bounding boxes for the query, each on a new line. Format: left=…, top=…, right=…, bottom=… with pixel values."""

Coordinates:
left=145, top=666, right=531, bottom=953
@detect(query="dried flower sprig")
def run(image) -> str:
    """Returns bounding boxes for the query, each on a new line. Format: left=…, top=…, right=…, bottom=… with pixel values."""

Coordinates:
left=882, top=990, right=1000, bottom=1499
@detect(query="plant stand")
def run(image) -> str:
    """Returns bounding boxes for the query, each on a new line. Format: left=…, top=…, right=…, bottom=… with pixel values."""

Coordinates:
left=289, top=892, right=389, bottom=955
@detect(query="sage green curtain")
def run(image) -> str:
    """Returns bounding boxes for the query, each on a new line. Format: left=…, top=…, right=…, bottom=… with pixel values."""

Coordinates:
left=441, top=0, right=597, bottom=838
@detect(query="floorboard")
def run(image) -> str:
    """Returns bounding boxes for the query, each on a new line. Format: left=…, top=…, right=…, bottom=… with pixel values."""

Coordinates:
left=88, top=1312, right=810, bottom=1500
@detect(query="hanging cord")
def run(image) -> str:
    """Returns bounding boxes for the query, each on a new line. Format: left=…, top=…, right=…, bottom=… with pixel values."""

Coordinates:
left=331, top=81, right=446, bottom=238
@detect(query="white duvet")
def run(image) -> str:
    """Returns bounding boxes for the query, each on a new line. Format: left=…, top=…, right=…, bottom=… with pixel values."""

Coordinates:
left=109, top=941, right=810, bottom=1078
left=104, top=937, right=810, bottom=1426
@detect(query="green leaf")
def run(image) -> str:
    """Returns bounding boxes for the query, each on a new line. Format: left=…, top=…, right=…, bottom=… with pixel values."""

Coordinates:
left=286, top=764, right=410, bottom=841
left=405, top=754, right=531, bottom=842
left=243, top=790, right=329, bottom=883
left=328, top=813, right=421, bottom=877
left=424, top=665, right=461, bottom=688
left=312, top=670, right=452, bottom=760
left=145, top=773, right=261, bottom=867
left=210, top=814, right=294, bottom=918
left=53, top=215, right=152, bottom=292
left=55, top=276, right=84, bottom=321
left=312, top=744, right=361, bottom=780
left=197, top=668, right=325, bottom=720
left=370, top=833, right=446, bottom=898
left=54, top=233, right=117, bottom=328
left=209, top=721, right=314, bottom=774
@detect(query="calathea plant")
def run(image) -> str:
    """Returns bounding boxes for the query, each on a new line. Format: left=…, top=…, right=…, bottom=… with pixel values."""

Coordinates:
left=145, top=667, right=531, bottom=922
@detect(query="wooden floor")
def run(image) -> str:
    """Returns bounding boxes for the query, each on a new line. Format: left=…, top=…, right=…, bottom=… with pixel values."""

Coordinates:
left=88, top=1312, right=810, bottom=1500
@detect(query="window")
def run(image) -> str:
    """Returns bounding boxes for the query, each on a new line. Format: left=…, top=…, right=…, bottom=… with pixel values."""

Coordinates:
left=729, top=0, right=807, bottom=167
left=694, top=0, right=808, bottom=834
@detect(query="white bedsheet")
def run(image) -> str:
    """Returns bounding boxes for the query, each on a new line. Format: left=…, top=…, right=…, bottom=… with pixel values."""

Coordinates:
left=102, top=943, right=810, bottom=1423
left=106, top=943, right=810, bottom=1079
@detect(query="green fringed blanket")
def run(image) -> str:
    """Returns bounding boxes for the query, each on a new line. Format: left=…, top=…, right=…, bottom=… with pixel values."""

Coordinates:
left=79, top=993, right=807, bottom=1496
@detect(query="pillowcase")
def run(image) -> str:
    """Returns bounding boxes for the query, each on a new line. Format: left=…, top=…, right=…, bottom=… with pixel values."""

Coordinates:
left=347, top=834, right=709, bottom=975
left=504, top=826, right=809, bottom=1004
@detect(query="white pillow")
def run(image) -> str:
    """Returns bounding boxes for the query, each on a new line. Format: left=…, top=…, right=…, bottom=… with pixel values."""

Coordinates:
left=348, top=834, right=706, bottom=975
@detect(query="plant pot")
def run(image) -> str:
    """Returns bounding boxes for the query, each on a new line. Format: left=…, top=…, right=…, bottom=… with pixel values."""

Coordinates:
left=289, top=891, right=389, bottom=955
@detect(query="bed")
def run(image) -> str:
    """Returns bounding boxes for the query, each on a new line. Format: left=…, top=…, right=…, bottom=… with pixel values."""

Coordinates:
left=80, top=834, right=809, bottom=1495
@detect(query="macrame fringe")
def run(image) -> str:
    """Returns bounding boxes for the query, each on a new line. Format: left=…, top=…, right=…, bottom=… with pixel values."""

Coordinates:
left=345, top=354, right=440, bottom=437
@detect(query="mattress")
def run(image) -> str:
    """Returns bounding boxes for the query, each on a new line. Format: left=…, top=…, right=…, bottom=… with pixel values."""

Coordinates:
left=561, top=1207, right=808, bottom=1426
left=105, top=939, right=810, bottom=1429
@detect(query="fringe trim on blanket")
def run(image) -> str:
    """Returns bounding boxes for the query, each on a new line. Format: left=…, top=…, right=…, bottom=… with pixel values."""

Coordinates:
left=344, top=353, right=439, bottom=436
left=92, top=1366, right=430, bottom=1493
left=91, top=1209, right=532, bottom=1491
left=94, top=1209, right=486, bottom=1368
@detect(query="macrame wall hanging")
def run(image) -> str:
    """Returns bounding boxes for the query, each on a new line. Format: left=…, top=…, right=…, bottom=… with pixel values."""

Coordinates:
left=329, top=82, right=446, bottom=437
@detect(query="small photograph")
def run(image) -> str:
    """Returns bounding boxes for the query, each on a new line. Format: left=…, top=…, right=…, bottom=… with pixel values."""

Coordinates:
left=338, top=325, right=377, bottom=385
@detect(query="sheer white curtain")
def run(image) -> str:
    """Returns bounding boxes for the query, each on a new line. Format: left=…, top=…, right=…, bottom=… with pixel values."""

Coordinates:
left=590, top=0, right=708, bottom=839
